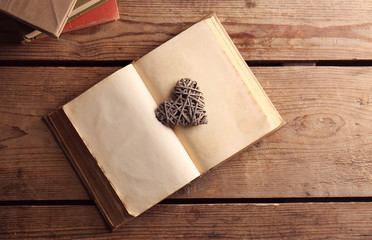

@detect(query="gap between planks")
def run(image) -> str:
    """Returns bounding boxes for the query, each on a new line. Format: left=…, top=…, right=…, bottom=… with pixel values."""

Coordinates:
left=3, top=197, right=372, bottom=206
left=1, top=60, right=372, bottom=67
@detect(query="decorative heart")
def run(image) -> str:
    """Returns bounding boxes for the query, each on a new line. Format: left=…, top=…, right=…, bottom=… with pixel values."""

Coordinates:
left=155, top=78, right=208, bottom=127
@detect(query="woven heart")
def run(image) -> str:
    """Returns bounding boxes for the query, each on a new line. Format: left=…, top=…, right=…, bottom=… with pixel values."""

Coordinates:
left=155, top=78, right=208, bottom=127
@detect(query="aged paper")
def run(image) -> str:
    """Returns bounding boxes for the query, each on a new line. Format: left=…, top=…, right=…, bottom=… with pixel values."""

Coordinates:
left=205, top=16, right=283, bottom=128
left=134, top=18, right=277, bottom=173
left=63, top=64, right=200, bottom=217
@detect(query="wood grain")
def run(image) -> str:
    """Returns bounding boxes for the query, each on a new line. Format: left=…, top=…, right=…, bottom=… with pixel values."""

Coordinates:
left=0, top=67, right=119, bottom=200
left=174, top=66, right=372, bottom=199
left=0, top=0, right=372, bottom=61
left=1, top=66, right=371, bottom=201
left=2, top=203, right=372, bottom=239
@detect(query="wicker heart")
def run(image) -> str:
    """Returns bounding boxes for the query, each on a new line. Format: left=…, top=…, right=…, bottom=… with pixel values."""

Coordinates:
left=155, top=78, right=208, bottom=127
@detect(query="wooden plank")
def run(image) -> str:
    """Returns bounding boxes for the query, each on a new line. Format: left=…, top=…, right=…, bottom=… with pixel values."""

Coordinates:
left=2, top=203, right=372, bottom=238
left=175, top=66, right=372, bottom=199
left=0, top=0, right=372, bottom=61
left=0, top=67, right=120, bottom=200
left=1, top=67, right=372, bottom=200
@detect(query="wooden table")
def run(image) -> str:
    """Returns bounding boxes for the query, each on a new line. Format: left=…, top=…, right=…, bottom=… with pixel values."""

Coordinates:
left=1, top=0, right=372, bottom=238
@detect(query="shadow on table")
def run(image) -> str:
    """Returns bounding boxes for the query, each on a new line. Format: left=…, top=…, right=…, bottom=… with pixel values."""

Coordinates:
left=0, top=13, right=34, bottom=44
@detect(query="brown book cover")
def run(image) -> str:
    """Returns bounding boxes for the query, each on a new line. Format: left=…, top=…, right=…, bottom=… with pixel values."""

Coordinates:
left=0, top=0, right=77, bottom=38
left=45, top=14, right=284, bottom=230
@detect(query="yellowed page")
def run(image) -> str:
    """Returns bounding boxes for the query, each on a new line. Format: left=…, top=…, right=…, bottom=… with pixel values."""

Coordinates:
left=134, top=19, right=277, bottom=173
left=63, top=64, right=200, bottom=217
left=205, top=16, right=283, bottom=128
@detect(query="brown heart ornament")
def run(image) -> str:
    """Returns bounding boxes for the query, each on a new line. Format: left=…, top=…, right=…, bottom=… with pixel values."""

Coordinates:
left=155, top=78, right=208, bottom=127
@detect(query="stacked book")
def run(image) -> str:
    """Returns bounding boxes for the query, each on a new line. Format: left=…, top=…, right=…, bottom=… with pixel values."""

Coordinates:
left=0, top=0, right=119, bottom=43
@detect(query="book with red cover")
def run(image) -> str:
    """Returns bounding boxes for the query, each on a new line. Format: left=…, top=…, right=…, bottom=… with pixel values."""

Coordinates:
left=24, top=0, right=119, bottom=43
left=64, top=0, right=119, bottom=33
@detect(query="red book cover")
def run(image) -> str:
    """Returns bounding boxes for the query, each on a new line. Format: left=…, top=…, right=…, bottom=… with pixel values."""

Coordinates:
left=63, top=0, right=119, bottom=33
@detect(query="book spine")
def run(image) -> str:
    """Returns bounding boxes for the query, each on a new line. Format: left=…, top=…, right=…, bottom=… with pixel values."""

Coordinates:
left=44, top=109, right=133, bottom=230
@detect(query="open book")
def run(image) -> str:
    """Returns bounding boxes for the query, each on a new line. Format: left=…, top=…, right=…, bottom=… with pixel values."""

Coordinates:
left=45, top=14, right=284, bottom=230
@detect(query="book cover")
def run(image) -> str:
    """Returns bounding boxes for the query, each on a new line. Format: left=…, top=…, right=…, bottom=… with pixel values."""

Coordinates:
left=68, top=0, right=109, bottom=22
left=0, top=0, right=77, bottom=38
left=45, top=14, right=284, bottom=230
left=64, top=0, right=119, bottom=33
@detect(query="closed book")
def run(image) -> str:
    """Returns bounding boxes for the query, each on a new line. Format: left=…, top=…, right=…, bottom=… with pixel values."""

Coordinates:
left=0, top=0, right=77, bottom=38
left=45, top=14, right=284, bottom=230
